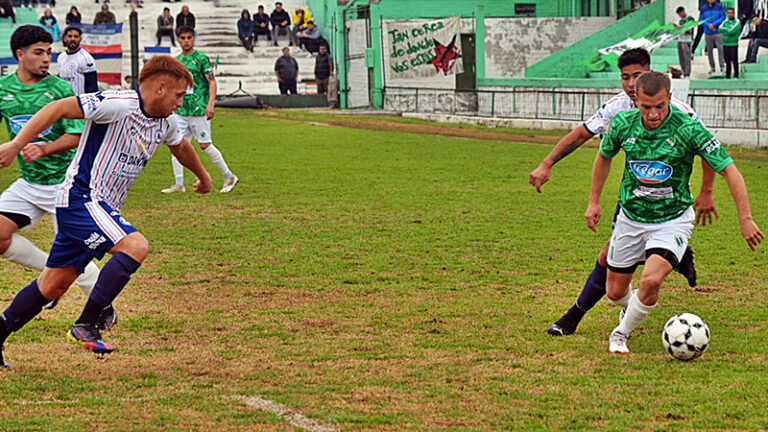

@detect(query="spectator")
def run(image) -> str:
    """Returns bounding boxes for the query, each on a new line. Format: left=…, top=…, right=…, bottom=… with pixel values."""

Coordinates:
left=721, top=7, right=741, bottom=78
left=0, top=0, right=15, bottom=24
left=274, top=46, right=298, bottom=94
left=739, top=0, right=754, bottom=27
left=253, top=5, right=271, bottom=44
left=270, top=2, right=292, bottom=47
left=744, top=15, right=768, bottom=63
left=122, top=75, right=133, bottom=89
left=298, top=21, right=323, bottom=54
left=292, top=6, right=312, bottom=45
left=65, top=5, right=81, bottom=24
left=93, top=4, right=116, bottom=25
left=314, top=44, right=333, bottom=95
left=156, top=7, right=175, bottom=46
left=700, top=0, right=726, bottom=75
left=39, top=8, right=60, bottom=41
left=176, top=5, right=194, bottom=31
left=674, top=6, right=696, bottom=78
left=237, top=9, right=254, bottom=52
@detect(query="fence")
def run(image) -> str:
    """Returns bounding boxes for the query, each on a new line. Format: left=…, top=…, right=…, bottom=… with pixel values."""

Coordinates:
left=382, top=87, right=768, bottom=130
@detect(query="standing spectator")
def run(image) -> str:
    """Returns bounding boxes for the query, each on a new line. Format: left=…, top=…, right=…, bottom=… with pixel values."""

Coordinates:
left=270, top=2, right=292, bottom=47
left=291, top=6, right=312, bottom=46
left=39, top=8, right=60, bottom=42
left=58, top=26, right=99, bottom=94
left=156, top=7, right=175, bottom=46
left=314, top=44, right=333, bottom=95
left=700, top=0, right=726, bottom=74
left=298, top=21, right=323, bottom=54
left=674, top=6, right=696, bottom=78
left=274, top=47, right=298, bottom=94
left=176, top=5, right=195, bottom=31
left=0, top=0, right=16, bottom=24
left=93, top=4, right=116, bottom=25
left=65, top=5, right=81, bottom=24
left=253, top=5, right=271, bottom=44
left=237, top=9, right=254, bottom=52
left=744, top=15, right=768, bottom=63
left=740, top=0, right=754, bottom=28
left=721, top=7, right=742, bottom=78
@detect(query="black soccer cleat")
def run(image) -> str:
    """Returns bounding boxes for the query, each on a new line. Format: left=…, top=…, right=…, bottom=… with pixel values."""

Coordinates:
left=674, top=245, right=697, bottom=288
left=97, top=305, right=118, bottom=331
left=0, top=345, right=10, bottom=369
left=67, top=324, right=114, bottom=354
left=546, top=307, right=585, bottom=336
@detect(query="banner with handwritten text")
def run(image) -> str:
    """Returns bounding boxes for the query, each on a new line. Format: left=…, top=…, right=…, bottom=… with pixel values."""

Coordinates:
left=386, top=17, right=463, bottom=79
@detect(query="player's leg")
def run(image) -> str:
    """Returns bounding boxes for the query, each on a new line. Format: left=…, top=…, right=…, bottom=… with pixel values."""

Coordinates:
left=193, top=117, right=238, bottom=193
left=0, top=180, right=50, bottom=271
left=162, top=115, right=189, bottom=194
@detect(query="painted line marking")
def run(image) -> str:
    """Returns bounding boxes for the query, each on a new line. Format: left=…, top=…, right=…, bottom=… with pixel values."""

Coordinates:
left=228, top=395, right=338, bottom=432
left=16, top=396, right=150, bottom=406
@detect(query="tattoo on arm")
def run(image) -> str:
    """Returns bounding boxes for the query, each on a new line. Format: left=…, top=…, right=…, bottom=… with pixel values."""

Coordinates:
left=550, top=140, right=581, bottom=164
left=205, top=72, right=215, bottom=82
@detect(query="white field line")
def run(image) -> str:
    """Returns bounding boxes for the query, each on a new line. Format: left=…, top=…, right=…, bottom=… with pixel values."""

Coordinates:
left=228, top=395, right=338, bottom=432
left=16, top=396, right=150, bottom=406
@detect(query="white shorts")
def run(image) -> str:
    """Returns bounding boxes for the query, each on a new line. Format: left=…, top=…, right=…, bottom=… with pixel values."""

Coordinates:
left=173, top=114, right=212, bottom=144
left=0, top=178, right=59, bottom=230
left=607, top=206, right=694, bottom=271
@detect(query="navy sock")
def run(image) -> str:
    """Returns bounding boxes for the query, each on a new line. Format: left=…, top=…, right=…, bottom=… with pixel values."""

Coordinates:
left=574, top=260, right=607, bottom=312
left=76, top=252, right=141, bottom=325
left=0, top=280, right=49, bottom=344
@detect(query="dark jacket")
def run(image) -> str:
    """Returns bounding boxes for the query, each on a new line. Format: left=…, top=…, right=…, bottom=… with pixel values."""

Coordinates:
left=39, top=14, right=56, bottom=25
left=66, top=11, right=81, bottom=24
left=749, top=19, right=768, bottom=38
left=157, top=14, right=174, bottom=31
left=270, top=9, right=290, bottom=27
left=253, top=11, right=269, bottom=29
left=93, top=10, right=116, bottom=25
left=314, top=52, right=332, bottom=80
left=740, top=0, right=754, bottom=21
left=237, top=9, right=253, bottom=39
left=176, top=12, right=195, bottom=29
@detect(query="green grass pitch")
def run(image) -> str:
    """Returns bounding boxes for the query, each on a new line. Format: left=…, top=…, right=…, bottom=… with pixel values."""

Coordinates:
left=0, top=109, right=767, bottom=430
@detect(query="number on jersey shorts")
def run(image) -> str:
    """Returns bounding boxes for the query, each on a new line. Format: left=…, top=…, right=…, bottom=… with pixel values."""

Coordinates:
left=607, top=206, right=694, bottom=270
left=0, top=178, right=59, bottom=230
left=172, top=114, right=212, bottom=144
left=46, top=200, right=137, bottom=273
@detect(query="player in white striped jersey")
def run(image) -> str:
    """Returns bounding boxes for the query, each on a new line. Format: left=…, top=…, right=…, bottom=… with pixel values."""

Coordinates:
left=58, top=26, right=98, bottom=95
left=527, top=49, right=719, bottom=336
left=0, top=56, right=212, bottom=365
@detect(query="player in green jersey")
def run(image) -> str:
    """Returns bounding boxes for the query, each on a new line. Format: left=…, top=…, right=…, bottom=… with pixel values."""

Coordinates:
left=0, top=28, right=114, bottom=345
left=586, top=71, right=764, bottom=354
left=161, top=26, right=239, bottom=194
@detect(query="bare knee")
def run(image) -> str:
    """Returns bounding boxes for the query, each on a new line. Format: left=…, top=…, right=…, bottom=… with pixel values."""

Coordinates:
left=598, top=241, right=610, bottom=267
left=0, top=216, right=19, bottom=254
left=112, top=232, right=149, bottom=263
left=37, top=267, right=79, bottom=300
left=639, top=276, right=663, bottom=304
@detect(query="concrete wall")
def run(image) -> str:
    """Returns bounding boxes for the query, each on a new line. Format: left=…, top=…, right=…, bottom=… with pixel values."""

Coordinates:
left=484, top=17, right=616, bottom=79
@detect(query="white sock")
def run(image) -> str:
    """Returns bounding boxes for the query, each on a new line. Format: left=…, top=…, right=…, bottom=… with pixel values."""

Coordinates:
left=617, top=292, right=656, bottom=335
left=203, top=144, right=233, bottom=179
left=2, top=233, right=46, bottom=270
left=608, top=288, right=632, bottom=308
left=74, top=261, right=100, bottom=297
left=171, top=155, right=184, bottom=186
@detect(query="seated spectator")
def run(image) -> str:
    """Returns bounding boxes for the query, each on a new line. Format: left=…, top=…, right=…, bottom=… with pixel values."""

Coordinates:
left=253, top=5, right=271, bottom=44
left=744, top=15, right=768, bottom=63
left=121, top=75, right=133, bottom=89
left=314, top=44, right=333, bottom=95
left=0, top=0, right=15, bottom=24
left=65, top=5, right=81, bottom=24
left=270, top=2, right=293, bottom=47
left=39, top=8, right=60, bottom=41
left=176, top=5, right=194, bottom=31
left=237, top=9, right=254, bottom=52
left=274, top=46, right=298, bottom=94
left=156, top=7, right=175, bottom=46
left=292, top=6, right=312, bottom=46
left=298, top=21, right=324, bottom=54
left=93, top=4, right=116, bottom=25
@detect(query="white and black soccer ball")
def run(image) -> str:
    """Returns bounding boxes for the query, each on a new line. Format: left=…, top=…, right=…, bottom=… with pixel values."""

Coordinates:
left=661, top=313, right=710, bottom=361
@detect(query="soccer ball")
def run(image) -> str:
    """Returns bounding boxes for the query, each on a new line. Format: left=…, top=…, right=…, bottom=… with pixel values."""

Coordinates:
left=661, top=313, right=710, bottom=361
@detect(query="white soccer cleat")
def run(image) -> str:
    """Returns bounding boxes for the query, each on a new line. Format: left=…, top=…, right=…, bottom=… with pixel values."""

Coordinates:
left=609, top=329, right=630, bottom=354
left=220, top=175, right=239, bottom=193
left=161, top=184, right=186, bottom=194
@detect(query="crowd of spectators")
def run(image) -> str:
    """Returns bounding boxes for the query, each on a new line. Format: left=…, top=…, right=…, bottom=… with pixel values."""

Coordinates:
left=236, top=2, right=326, bottom=51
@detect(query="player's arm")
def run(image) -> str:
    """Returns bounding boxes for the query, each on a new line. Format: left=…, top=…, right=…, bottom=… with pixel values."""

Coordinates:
left=585, top=152, right=612, bottom=232
left=0, top=97, right=83, bottom=167
left=719, top=164, right=764, bottom=251
left=169, top=137, right=213, bottom=194
left=21, top=133, right=80, bottom=162
left=529, top=124, right=594, bottom=193
left=693, top=159, right=719, bottom=225
left=205, top=70, right=216, bottom=120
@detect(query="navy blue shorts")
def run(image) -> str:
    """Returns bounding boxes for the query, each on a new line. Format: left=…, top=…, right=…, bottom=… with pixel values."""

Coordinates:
left=47, top=200, right=137, bottom=273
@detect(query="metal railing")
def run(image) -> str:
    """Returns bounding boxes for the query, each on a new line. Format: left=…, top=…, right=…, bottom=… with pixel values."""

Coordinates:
left=382, top=87, right=768, bottom=130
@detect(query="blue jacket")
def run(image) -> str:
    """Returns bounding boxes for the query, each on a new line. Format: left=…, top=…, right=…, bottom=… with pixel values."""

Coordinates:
left=237, top=9, right=253, bottom=40
left=700, top=1, right=725, bottom=35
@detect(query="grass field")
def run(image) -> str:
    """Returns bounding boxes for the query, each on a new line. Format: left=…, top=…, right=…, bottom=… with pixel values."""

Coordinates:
left=1, top=109, right=767, bottom=431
